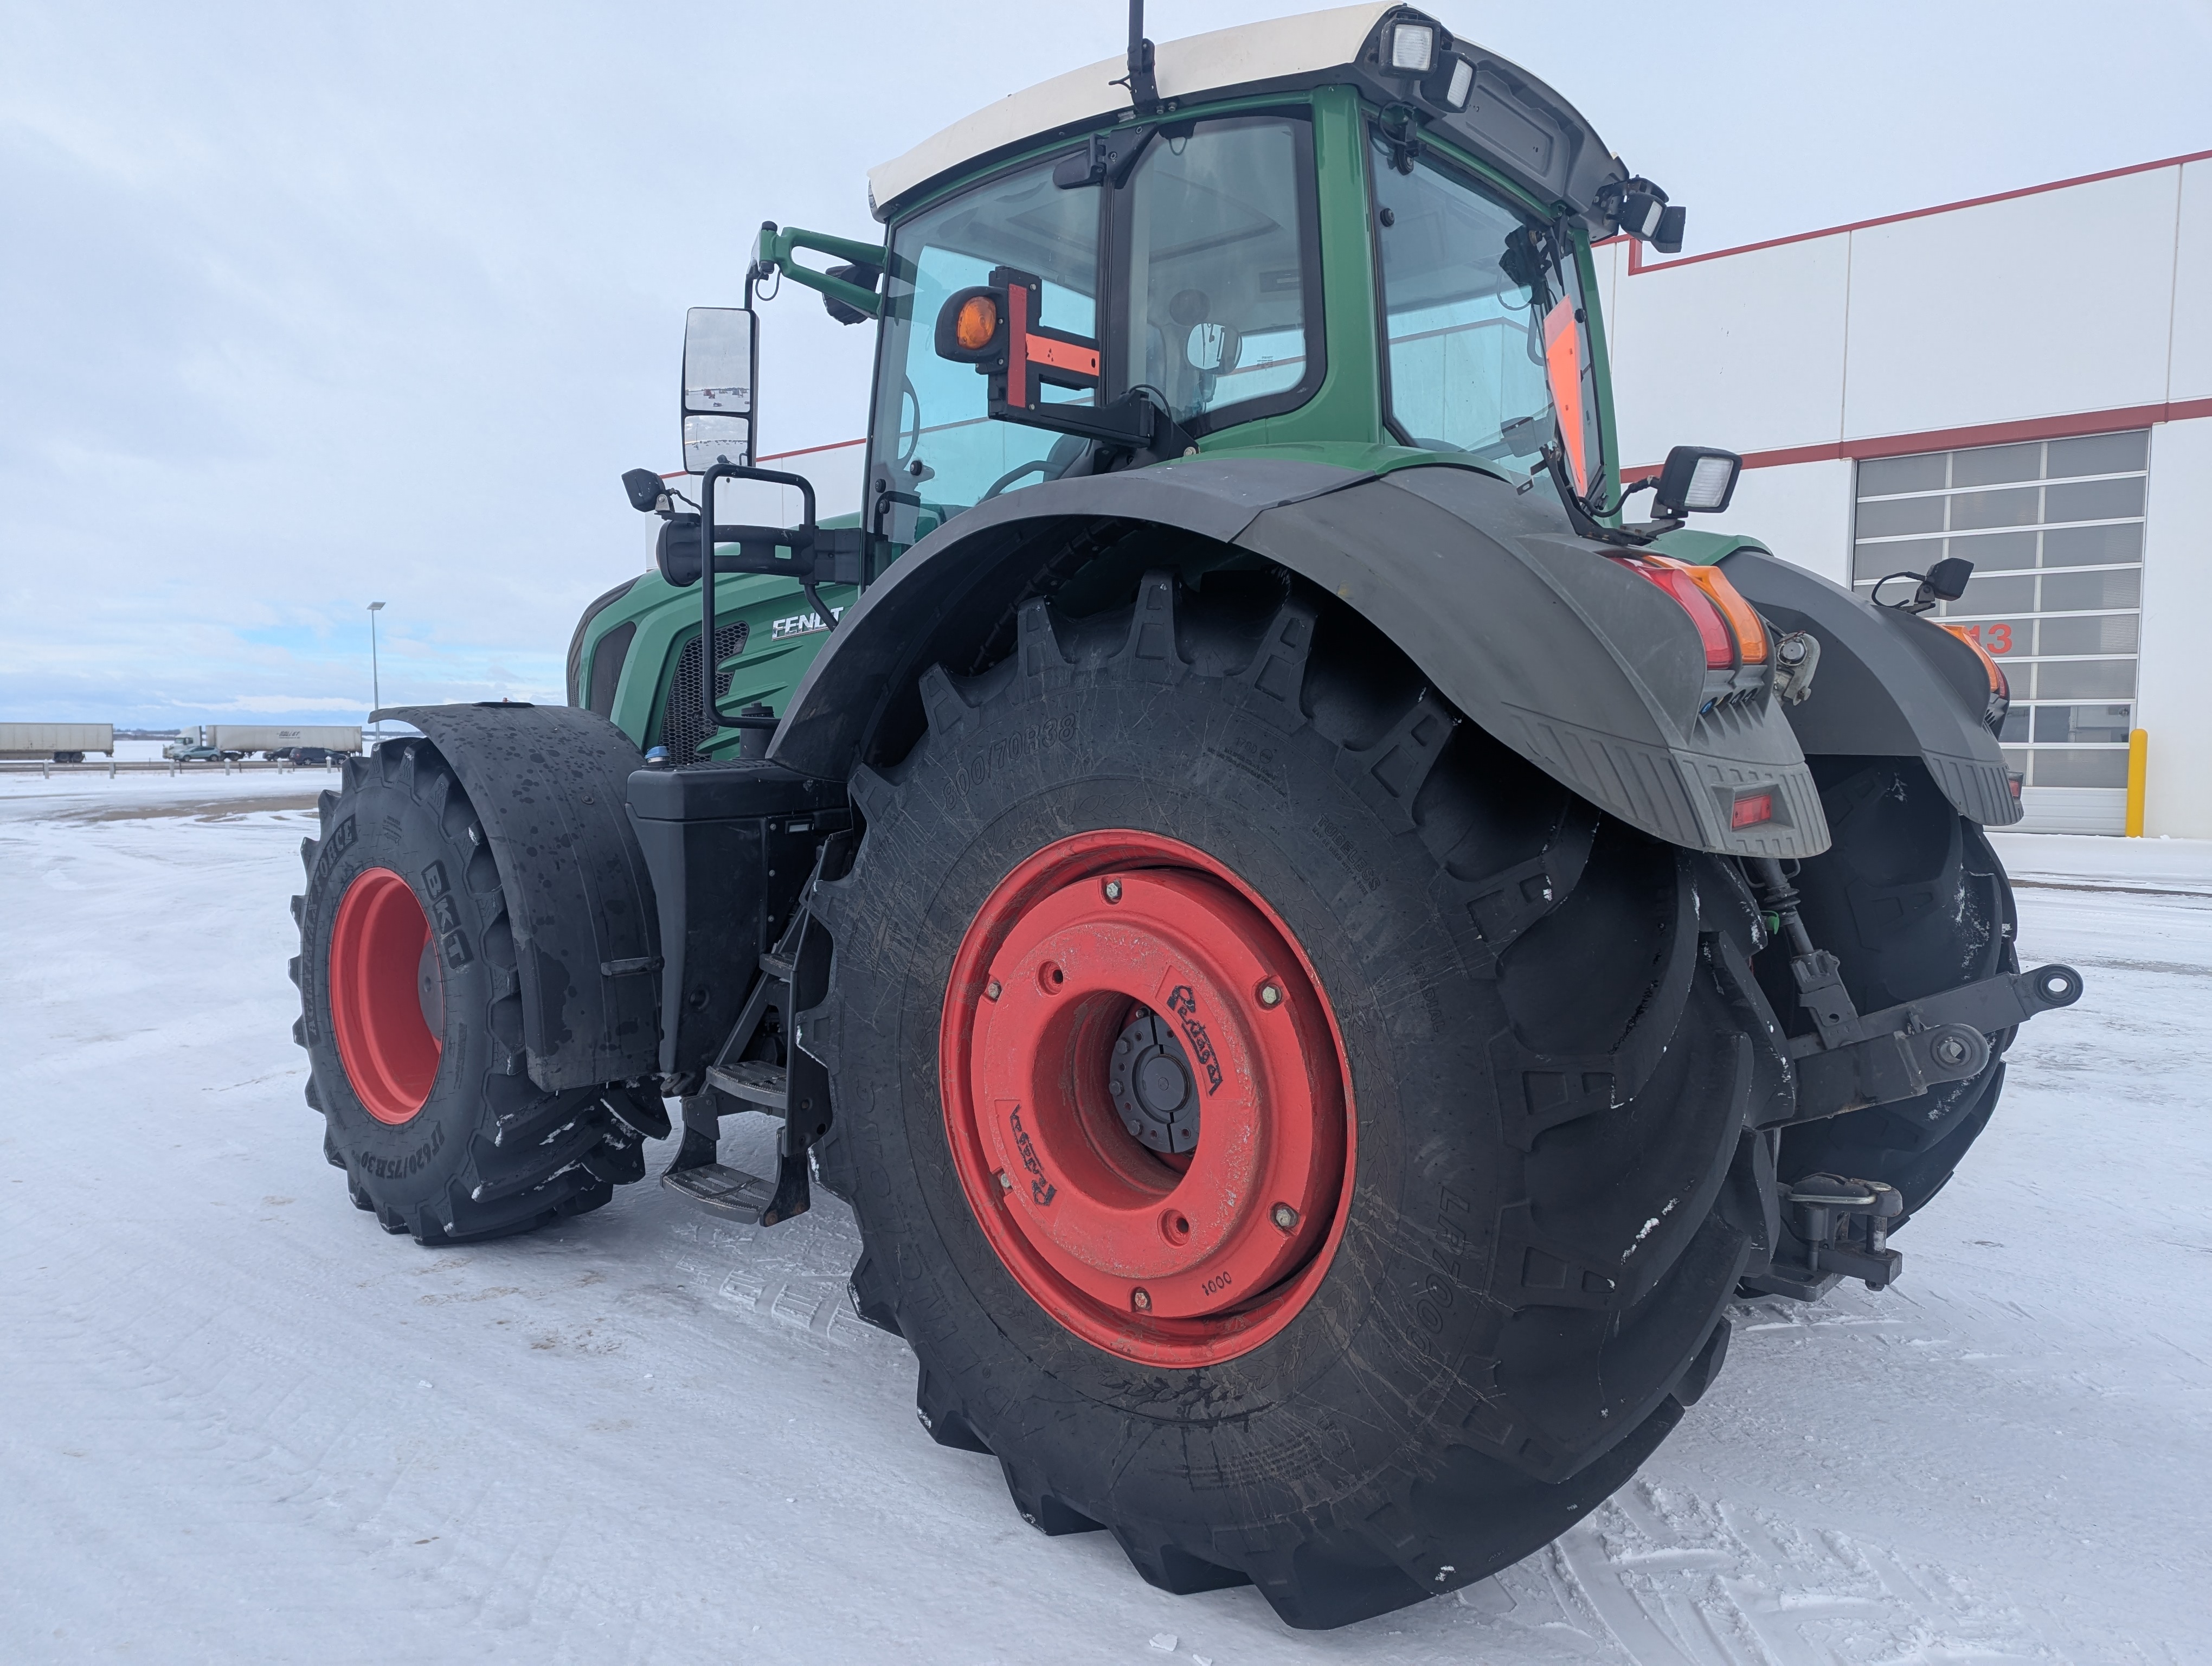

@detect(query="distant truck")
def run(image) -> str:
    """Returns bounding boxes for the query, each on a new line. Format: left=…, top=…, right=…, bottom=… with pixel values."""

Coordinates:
left=0, top=722, right=114, bottom=763
left=164, top=725, right=362, bottom=761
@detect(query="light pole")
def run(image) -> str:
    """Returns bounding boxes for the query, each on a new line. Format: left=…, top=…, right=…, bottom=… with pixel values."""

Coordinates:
left=368, top=601, right=385, bottom=741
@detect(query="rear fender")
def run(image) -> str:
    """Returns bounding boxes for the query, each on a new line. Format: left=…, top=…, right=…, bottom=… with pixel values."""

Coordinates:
left=376, top=703, right=663, bottom=1090
left=1713, top=549, right=2020, bottom=826
left=771, top=458, right=1829, bottom=857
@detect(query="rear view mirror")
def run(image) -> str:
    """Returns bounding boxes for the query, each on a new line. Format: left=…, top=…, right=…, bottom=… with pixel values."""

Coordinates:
left=1652, top=446, right=1741, bottom=517
left=1185, top=322, right=1242, bottom=373
left=682, top=307, right=756, bottom=473
left=621, top=467, right=667, bottom=512
left=1922, top=556, right=1975, bottom=602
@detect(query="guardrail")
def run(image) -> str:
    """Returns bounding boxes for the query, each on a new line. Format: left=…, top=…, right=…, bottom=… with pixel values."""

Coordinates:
left=0, top=758, right=347, bottom=778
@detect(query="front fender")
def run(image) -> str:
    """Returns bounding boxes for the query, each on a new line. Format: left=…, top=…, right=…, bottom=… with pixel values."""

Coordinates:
left=376, top=702, right=662, bottom=1090
left=771, top=458, right=1827, bottom=857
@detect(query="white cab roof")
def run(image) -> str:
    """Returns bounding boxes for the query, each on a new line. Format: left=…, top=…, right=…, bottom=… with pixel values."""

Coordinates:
left=867, top=4, right=1395, bottom=217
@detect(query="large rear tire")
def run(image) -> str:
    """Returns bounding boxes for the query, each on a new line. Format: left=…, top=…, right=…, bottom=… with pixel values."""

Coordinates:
left=809, top=569, right=1772, bottom=1628
left=289, top=738, right=662, bottom=1244
left=1759, top=757, right=2018, bottom=1220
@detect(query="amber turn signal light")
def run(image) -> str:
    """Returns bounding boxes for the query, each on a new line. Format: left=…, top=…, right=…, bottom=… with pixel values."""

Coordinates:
left=955, top=294, right=998, bottom=351
left=935, top=285, right=1007, bottom=363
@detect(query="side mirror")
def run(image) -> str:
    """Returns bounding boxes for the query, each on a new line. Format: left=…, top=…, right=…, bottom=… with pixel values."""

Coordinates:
left=621, top=467, right=666, bottom=513
left=681, top=306, right=757, bottom=473
left=1185, top=322, right=1242, bottom=373
left=821, top=261, right=882, bottom=326
left=1921, top=556, right=1975, bottom=603
left=1652, top=446, right=1741, bottom=517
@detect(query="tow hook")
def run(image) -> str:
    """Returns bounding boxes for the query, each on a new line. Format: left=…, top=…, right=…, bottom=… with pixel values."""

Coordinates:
left=1748, top=1174, right=1907, bottom=1299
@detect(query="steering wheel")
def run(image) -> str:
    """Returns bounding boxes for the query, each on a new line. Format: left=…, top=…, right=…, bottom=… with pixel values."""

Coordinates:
left=982, top=433, right=1094, bottom=502
left=981, top=459, right=1050, bottom=501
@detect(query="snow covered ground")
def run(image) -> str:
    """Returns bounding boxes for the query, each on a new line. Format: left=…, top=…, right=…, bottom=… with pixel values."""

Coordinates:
left=4, top=775, right=2208, bottom=1665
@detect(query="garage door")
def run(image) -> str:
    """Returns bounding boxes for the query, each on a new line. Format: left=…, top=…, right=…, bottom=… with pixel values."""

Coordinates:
left=1851, top=429, right=2146, bottom=834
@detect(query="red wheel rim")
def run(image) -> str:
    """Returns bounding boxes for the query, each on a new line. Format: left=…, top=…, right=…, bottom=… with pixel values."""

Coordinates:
left=329, top=867, right=442, bottom=1126
left=941, top=831, right=1354, bottom=1367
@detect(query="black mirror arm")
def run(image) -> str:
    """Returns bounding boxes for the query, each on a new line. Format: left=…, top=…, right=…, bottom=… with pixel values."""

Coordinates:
left=693, top=462, right=823, bottom=747
left=1536, top=442, right=1660, bottom=547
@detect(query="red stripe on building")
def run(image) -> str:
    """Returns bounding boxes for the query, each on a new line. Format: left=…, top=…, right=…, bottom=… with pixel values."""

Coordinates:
left=1603, top=147, right=2212, bottom=275
left=1623, top=397, right=2212, bottom=482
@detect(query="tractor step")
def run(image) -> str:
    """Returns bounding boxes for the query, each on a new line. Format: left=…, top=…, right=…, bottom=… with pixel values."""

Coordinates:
left=706, top=1059, right=788, bottom=1110
left=660, top=1161, right=780, bottom=1222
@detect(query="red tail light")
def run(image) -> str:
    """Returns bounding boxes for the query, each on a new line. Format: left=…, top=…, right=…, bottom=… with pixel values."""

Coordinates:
left=1730, top=790, right=1774, bottom=829
left=1615, top=558, right=1735, bottom=668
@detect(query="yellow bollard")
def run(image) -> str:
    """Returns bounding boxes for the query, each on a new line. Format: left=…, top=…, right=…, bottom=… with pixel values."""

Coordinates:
left=2125, top=728, right=2149, bottom=837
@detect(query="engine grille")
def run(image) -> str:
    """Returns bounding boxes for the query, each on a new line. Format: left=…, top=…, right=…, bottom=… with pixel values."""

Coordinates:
left=659, top=620, right=749, bottom=766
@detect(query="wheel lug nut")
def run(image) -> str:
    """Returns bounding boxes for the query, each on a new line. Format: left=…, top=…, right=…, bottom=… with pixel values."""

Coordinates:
left=985, top=979, right=1002, bottom=1002
left=1258, top=981, right=1282, bottom=1008
left=1131, top=1287, right=1152, bottom=1311
left=995, top=1170, right=1013, bottom=1191
left=1103, top=878, right=1122, bottom=903
left=1271, top=1202, right=1298, bottom=1232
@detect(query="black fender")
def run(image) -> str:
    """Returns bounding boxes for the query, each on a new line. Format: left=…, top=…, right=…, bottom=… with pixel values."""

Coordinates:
left=376, top=702, right=663, bottom=1090
left=770, top=457, right=1829, bottom=857
left=1713, top=549, right=2020, bottom=826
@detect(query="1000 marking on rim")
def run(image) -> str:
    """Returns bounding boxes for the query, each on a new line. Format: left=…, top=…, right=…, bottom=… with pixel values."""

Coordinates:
left=938, top=830, right=1355, bottom=1366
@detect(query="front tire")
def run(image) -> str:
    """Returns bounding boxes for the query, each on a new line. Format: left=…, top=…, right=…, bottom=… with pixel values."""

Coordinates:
left=290, top=739, right=659, bottom=1244
left=810, top=570, right=1771, bottom=1627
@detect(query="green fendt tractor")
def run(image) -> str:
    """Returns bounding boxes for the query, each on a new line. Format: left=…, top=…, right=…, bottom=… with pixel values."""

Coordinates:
left=290, top=3, right=2082, bottom=1629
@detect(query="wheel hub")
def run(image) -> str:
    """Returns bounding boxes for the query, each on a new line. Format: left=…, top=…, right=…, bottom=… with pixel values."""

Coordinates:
left=940, top=830, right=1354, bottom=1367
left=1108, top=1012, right=1199, bottom=1154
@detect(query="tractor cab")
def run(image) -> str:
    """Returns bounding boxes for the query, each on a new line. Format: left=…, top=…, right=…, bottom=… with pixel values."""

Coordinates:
left=725, top=3, right=1687, bottom=556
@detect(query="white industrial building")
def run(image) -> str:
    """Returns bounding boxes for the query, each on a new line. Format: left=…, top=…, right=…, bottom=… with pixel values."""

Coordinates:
left=1602, top=147, right=2210, bottom=837
left=761, top=147, right=2210, bottom=838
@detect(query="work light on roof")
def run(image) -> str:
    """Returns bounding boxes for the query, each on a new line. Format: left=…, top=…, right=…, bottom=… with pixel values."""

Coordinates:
left=1439, top=55, right=1474, bottom=111
left=1388, top=21, right=1436, bottom=74
left=1651, top=445, right=1744, bottom=518
left=1682, top=455, right=1737, bottom=512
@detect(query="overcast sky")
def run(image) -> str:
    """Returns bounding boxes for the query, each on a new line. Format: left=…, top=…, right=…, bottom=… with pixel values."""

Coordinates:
left=4, top=1, right=2208, bottom=727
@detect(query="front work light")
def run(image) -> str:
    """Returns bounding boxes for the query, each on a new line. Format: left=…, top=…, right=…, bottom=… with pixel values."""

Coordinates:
left=1421, top=54, right=1474, bottom=111
left=1652, top=445, right=1742, bottom=517
left=1388, top=21, right=1436, bottom=73
left=1440, top=55, right=1474, bottom=109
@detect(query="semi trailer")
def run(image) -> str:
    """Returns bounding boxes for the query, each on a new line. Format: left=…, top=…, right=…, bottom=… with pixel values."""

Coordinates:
left=288, top=3, right=2082, bottom=1629
left=0, top=722, right=113, bottom=762
left=166, top=725, right=363, bottom=761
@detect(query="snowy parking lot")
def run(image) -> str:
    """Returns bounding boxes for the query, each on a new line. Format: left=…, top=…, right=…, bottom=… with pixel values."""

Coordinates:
left=4, top=772, right=2208, bottom=1665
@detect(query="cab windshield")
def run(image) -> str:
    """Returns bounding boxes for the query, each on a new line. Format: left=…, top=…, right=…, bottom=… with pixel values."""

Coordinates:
left=866, top=114, right=1320, bottom=541
left=866, top=162, right=1099, bottom=542
left=1371, top=142, right=1598, bottom=485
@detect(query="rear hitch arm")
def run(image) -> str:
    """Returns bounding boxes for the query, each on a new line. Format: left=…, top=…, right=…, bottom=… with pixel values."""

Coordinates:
left=1746, top=857, right=2082, bottom=1125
